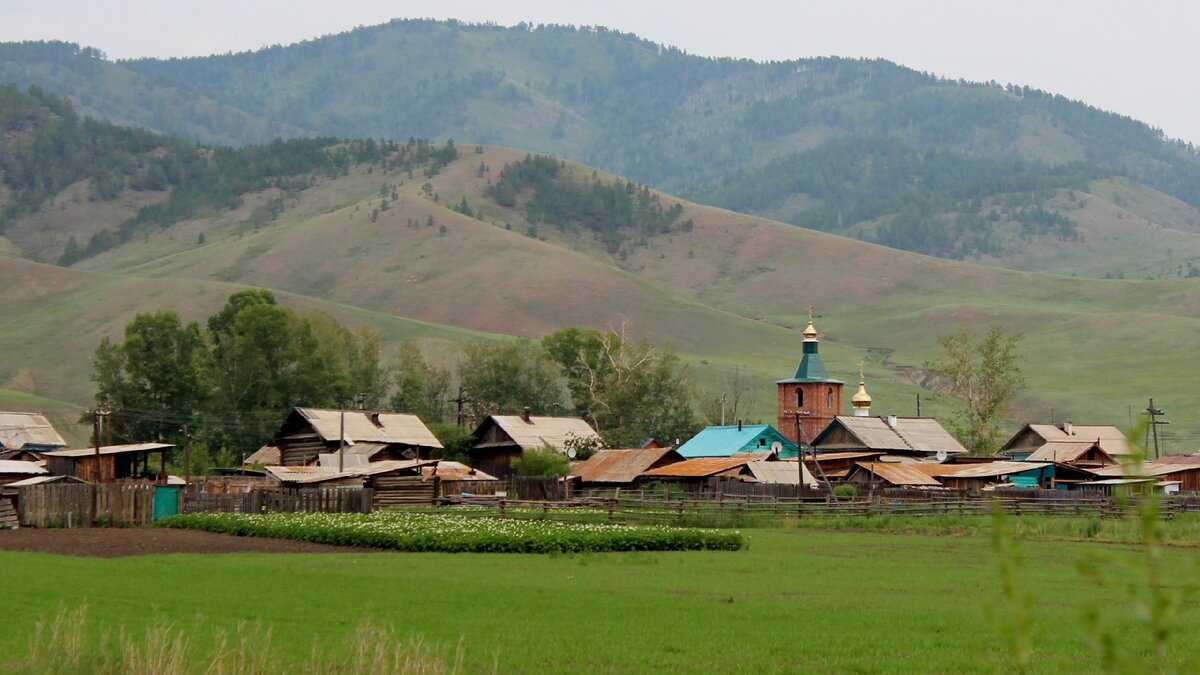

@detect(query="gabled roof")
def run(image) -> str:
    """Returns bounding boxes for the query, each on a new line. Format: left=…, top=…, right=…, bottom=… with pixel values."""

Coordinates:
left=42, top=443, right=174, bottom=458
left=851, top=462, right=943, bottom=487
left=1152, top=454, right=1200, bottom=465
left=0, top=412, right=67, bottom=450
left=480, top=415, right=599, bottom=453
left=675, top=425, right=797, bottom=458
left=642, top=453, right=771, bottom=478
left=289, top=408, right=443, bottom=449
left=1025, top=440, right=1112, bottom=464
left=572, top=447, right=683, bottom=484
left=814, top=417, right=967, bottom=455
left=0, top=459, right=49, bottom=475
left=421, top=461, right=497, bottom=482
left=1002, top=423, right=1136, bottom=457
left=6, top=474, right=87, bottom=487
left=266, top=459, right=438, bottom=484
left=244, top=445, right=281, bottom=465
left=1090, top=462, right=1196, bottom=478
left=745, top=460, right=817, bottom=486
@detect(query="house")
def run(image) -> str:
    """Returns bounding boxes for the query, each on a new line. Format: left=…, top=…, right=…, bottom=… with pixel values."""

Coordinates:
left=0, top=459, right=48, bottom=485
left=803, top=451, right=887, bottom=481
left=811, top=416, right=968, bottom=459
left=572, top=447, right=684, bottom=488
left=0, top=412, right=67, bottom=453
left=243, top=445, right=281, bottom=466
left=41, top=443, right=174, bottom=483
left=273, top=407, right=443, bottom=466
left=999, top=423, right=1136, bottom=460
left=1023, top=440, right=1114, bottom=468
left=469, top=411, right=600, bottom=478
left=1088, top=461, right=1200, bottom=492
left=675, top=423, right=799, bottom=459
left=935, top=461, right=1054, bottom=492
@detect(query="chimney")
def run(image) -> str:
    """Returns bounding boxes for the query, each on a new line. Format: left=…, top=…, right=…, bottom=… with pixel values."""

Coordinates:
left=1063, top=421, right=1073, bottom=436
left=521, top=407, right=532, bottom=423
left=886, top=415, right=897, bottom=429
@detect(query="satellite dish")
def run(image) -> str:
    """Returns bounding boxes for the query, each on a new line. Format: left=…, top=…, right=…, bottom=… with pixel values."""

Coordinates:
left=936, top=450, right=948, bottom=462
left=770, top=441, right=784, bottom=455
left=567, top=448, right=578, bottom=459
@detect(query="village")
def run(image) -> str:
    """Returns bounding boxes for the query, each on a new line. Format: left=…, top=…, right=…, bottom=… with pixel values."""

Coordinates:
left=1, top=315, right=1192, bottom=529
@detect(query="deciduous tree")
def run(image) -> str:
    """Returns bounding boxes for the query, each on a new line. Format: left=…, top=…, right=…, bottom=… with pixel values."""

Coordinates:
left=926, top=323, right=1025, bottom=454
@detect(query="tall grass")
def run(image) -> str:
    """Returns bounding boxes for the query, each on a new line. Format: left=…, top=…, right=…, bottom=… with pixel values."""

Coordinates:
left=7, top=605, right=466, bottom=675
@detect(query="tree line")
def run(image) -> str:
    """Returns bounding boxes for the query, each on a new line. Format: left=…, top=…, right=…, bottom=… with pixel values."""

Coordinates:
left=91, top=290, right=701, bottom=472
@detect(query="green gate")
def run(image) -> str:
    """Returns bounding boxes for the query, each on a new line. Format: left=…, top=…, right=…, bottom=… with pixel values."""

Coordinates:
left=153, top=485, right=180, bottom=521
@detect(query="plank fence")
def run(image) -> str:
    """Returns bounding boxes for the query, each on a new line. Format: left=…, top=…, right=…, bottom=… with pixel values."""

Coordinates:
left=182, top=486, right=373, bottom=514
left=17, top=483, right=157, bottom=528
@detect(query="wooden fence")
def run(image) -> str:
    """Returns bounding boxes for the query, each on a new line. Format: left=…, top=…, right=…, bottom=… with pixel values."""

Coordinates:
left=17, top=483, right=157, bottom=528
left=182, top=486, right=373, bottom=514
left=507, top=476, right=572, bottom=501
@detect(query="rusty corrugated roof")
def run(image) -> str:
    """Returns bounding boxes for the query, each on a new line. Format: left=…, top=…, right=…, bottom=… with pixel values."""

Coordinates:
left=851, top=462, right=943, bottom=486
left=421, top=461, right=498, bottom=482
left=572, top=447, right=682, bottom=483
left=642, top=454, right=770, bottom=478
left=942, top=461, right=1051, bottom=479
left=0, top=412, right=67, bottom=450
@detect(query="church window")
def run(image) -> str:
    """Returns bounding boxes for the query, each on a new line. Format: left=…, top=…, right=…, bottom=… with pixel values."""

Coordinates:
left=796, top=389, right=803, bottom=407
left=827, top=387, right=833, bottom=407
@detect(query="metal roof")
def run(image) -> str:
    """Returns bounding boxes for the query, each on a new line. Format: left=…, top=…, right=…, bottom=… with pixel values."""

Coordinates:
left=1025, top=440, right=1106, bottom=463
left=807, top=451, right=887, bottom=462
left=0, top=412, right=67, bottom=450
left=642, top=454, right=770, bottom=478
left=906, top=462, right=978, bottom=477
left=1018, top=423, right=1137, bottom=456
left=421, top=461, right=498, bottom=482
left=745, top=460, right=817, bottom=486
left=851, top=462, right=944, bottom=487
left=818, top=417, right=967, bottom=454
left=0, top=459, right=48, bottom=475
left=294, top=408, right=443, bottom=448
left=675, top=425, right=797, bottom=458
left=943, top=461, right=1052, bottom=479
left=42, top=443, right=174, bottom=458
left=486, top=415, right=600, bottom=452
left=1090, top=462, right=1196, bottom=478
left=5, top=474, right=86, bottom=486
left=266, top=459, right=437, bottom=484
left=776, top=340, right=843, bottom=384
left=1150, top=454, right=1200, bottom=465
left=572, top=447, right=682, bottom=483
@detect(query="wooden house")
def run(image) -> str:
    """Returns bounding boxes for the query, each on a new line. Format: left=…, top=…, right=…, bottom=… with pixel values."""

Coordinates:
left=0, top=412, right=67, bottom=453
left=936, top=461, right=1054, bottom=492
left=273, top=408, right=443, bottom=466
left=811, top=416, right=967, bottom=459
left=1023, top=440, right=1114, bottom=468
left=845, top=461, right=947, bottom=488
left=804, top=451, right=887, bottom=481
left=675, top=423, right=799, bottom=459
left=469, top=412, right=600, bottom=478
left=571, top=447, right=684, bottom=488
left=41, top=443, right=173, bottom=483
left=999, top=423, right=1135, bottom=460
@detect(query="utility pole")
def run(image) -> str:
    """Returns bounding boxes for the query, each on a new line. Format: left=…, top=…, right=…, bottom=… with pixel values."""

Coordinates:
left=338, top=409, right=346, bottom=473
left=720, top=392, right=727, bottom=426
left=447, top=386, right=472, bottom=429
left=182, top=424, right=191, bottom=485
left=355, top=393, right=366, bottom=411
left=1142, top=398, right=1169, bottom=460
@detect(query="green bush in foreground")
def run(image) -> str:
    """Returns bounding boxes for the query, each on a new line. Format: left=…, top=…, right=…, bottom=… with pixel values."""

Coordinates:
left=157, top=511, right=742, bottom=553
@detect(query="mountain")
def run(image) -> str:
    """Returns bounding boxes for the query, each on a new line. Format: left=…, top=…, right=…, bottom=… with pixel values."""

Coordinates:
left=1, top=83, right=1197, bottom=451
left=4, top=21, right=1200, bottom=277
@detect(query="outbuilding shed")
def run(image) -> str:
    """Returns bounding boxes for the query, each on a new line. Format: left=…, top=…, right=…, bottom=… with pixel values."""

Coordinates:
left=41, top=443, right=174, bottom=483
left=0, top=412, right=67, bottom=452
left=571, top=447, right=684, bottom=487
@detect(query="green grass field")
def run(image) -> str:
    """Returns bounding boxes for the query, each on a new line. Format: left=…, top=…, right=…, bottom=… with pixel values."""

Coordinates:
left=4, top=527, right=1199, bottom=672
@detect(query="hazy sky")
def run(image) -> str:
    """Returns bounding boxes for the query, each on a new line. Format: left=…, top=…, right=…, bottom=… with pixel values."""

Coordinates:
left=3, top=0, right=1197, bottom=145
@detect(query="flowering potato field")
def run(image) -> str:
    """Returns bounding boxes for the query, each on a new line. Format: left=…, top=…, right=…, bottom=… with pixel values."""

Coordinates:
left=156, top=511, right=743, bottom=553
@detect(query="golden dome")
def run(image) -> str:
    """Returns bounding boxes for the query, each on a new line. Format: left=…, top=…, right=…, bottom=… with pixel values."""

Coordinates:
left=852, top=362, right=871, bottom=408
left=803, top=305, right=818, bottom=339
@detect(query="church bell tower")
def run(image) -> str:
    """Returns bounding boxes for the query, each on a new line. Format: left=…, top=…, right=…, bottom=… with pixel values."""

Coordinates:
left=776, top=309, right=844, bottom=446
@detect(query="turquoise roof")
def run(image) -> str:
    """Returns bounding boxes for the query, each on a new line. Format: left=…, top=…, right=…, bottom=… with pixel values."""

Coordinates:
left=777, top=339, right=844, bottom=384
left=676, top=425, right=799, bottom=459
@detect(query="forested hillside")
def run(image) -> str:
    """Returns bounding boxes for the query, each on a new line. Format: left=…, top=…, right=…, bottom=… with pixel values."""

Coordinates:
left=4, top=21, right=1200, bottom=271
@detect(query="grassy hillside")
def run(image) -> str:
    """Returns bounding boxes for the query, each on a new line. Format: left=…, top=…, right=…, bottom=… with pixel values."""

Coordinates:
left=51, top=145, right=1199, bottom=453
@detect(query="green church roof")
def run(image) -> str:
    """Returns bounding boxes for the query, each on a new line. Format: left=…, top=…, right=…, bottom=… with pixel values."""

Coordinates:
left=777, top=339, right=844, bottom=384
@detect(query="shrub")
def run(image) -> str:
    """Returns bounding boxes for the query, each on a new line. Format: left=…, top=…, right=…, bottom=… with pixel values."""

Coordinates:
left=512, top=445, right=570, bottom=476
left=833, top=484, right=857, bottom=499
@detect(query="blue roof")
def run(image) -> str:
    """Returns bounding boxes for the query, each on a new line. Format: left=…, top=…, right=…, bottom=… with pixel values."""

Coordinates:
left=676, top=425, right=799, bottom=459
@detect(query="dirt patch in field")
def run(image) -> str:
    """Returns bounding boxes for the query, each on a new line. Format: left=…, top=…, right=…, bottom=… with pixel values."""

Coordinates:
left=0, top=528, right=380, bottom=558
